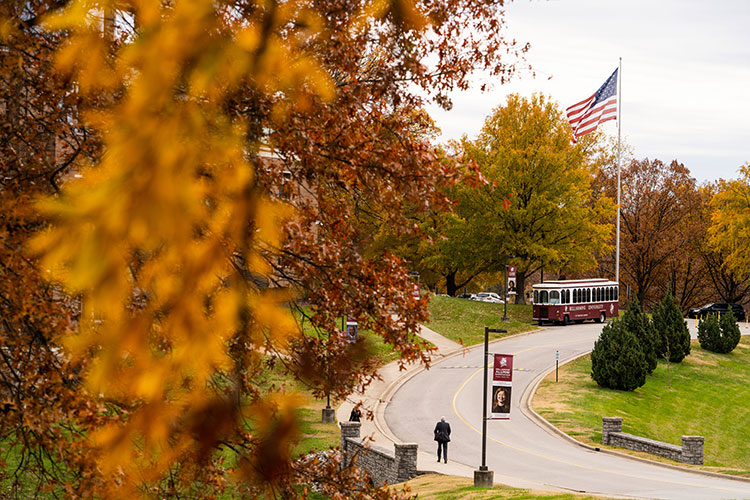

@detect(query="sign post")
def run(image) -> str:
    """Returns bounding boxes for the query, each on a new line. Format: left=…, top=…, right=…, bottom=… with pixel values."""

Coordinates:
left=474, top=326, right=507, bottom=488
left=502, top=256, right=515, bottom=322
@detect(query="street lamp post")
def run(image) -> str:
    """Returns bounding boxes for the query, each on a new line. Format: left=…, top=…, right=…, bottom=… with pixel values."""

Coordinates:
left=475, top=326, right=506, bottom=487
left=502, top=255, right=515, bottom=322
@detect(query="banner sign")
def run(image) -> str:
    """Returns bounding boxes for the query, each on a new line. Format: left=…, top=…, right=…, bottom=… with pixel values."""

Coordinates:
left=507, top=265, right=517, bottom=295
left=345, top=320, right=358, bottom=343
left=490, top=354, right=513, bottom=419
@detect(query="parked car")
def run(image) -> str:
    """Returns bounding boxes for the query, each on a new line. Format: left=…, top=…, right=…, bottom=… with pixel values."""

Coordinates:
left=473, top=292, right=504, bottom=304
left=457, top=293, right=476, bottom=299
left=686, top=302, right=746, bottom=322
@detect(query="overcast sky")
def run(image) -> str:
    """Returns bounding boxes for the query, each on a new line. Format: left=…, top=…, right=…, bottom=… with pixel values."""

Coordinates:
left=426, top=0, right=750, bottom=184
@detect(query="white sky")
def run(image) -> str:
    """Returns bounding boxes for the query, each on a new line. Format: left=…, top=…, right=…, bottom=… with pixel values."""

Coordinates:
left=426, top=0, right=750, bottom=183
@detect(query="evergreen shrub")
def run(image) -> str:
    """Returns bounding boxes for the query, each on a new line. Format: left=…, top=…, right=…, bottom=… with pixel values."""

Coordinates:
left=697, top=313, right=721, bottom=352
left=719, top=310, right=742, bottom=353
left=652, top=289, right=690, bottom=363
left=591, top=318, right=648, bottom=391
left=698, top=310, right=741, bottom=354
left=621, top=295, right=657, bottom=373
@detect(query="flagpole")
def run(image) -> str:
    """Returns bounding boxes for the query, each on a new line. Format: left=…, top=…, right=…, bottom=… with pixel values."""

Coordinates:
left=615, top=57, right=622, bottom=285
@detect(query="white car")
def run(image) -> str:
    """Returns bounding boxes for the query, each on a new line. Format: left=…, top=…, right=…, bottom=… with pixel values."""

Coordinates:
left=473, top=292, right=504, bottom=303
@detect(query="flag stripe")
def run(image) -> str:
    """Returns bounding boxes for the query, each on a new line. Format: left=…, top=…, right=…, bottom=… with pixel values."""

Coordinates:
left=566, top=68, right=618, bottom=141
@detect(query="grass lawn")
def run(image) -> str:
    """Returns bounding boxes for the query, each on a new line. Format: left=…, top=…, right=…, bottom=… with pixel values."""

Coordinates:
left=401, top=474, right=615, bottom=499
left=426, top=295, right=536, bottom=347
left=532, top=337, right=750, bottom=476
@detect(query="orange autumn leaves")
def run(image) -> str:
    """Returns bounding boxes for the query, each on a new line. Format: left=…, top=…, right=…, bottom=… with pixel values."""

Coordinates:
left=32, top=0, right=338, bottom=493
left=15, top=0, right=521, bottom=497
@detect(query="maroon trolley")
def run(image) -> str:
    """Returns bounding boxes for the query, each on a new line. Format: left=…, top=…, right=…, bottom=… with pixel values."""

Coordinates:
left=532, top=279, right=619, bottom=326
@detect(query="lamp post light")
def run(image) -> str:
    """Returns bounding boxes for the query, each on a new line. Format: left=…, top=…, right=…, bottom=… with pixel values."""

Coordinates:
left=474, top=326, right=507, bottom=488
left=502, top=255, right=515, bottom=322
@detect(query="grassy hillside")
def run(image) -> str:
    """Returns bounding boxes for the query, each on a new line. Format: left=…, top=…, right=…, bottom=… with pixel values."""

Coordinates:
left=533, top=337, right=750, bottom=476
left=425, top=295, right=536, bottom=347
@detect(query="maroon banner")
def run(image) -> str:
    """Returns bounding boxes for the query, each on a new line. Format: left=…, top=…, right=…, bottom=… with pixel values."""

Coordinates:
left=493, top=354, right=513, bottom=382
left=491, top=354, right=513, bottom=420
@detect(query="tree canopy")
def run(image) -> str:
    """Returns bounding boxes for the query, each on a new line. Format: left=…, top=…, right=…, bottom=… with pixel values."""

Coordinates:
left=458, top=93, right=614, bottom=301
left=709, top=164, right=750, bottom=280
left=0, top=0, right=525, bottom=498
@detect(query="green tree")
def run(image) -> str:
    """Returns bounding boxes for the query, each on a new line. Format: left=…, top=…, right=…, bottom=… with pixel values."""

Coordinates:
left=652, top=288, right=691, bottom=362
left=460, top=93, right=614, bottom=303
left=620, top=295, right=657, bottom=374
left=591, top=318, right=648, bottom=391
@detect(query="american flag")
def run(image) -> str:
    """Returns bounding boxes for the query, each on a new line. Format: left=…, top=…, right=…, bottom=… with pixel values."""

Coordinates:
left=566, top=68, right=618, bottom=142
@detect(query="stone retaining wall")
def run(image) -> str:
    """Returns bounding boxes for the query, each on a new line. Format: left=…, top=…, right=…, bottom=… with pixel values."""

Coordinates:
left=339, top=421, right=418, bottom=486
left=602, top=417, right=704, bottom=465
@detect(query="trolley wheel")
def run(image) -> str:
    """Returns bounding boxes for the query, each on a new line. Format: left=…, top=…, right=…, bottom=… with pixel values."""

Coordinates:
left=563, top=315, right=570, bottom=326
left=596, top=312, right=606, bottom=323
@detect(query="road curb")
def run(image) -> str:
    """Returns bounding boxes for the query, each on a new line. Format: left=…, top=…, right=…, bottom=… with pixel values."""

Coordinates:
left=520, top=350, right=750, bottom=485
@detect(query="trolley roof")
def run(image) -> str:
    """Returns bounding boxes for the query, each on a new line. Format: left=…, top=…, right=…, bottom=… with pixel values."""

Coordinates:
left=532, top=279, right=618, bottom=290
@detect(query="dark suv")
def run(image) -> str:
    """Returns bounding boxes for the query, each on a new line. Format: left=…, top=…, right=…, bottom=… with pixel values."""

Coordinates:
left=686, top=302, right=745, bottom=322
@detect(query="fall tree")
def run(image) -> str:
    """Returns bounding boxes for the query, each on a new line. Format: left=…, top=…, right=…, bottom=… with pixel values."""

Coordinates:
left=459, top=93, right=614, bottom=303
left=695, top=182, right=750, bottom=305
left=604, top=158, right=701, bottom=309
left=709, top=164, right=750, bottom=284
left=1, top=0, right=525, bottom=498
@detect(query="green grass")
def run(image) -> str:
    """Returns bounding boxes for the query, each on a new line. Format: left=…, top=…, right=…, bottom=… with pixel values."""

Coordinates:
left=294, top=307, right=417, bottom=364
left=402, top=474, right=615, bottom=499
left=533, top=337, right=750, bottom=476
left=425, top=295, right=536, bottom=346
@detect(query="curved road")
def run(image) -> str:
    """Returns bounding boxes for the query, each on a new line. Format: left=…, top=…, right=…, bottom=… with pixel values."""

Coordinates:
left=385, top=322, right=750, bottom=500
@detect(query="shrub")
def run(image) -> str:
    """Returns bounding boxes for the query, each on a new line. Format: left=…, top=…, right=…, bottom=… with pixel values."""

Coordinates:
left=591, top=318, right=648, bottom=391
left=621, top=295, right=657, bottom=374
left=718, top=310, right=741, bottom=353
left=652, top=289, right=690, bottom=363
left=697, top=313, right=721, bottom=352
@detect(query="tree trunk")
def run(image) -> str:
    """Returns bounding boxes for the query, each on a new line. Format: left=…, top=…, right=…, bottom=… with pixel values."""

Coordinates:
left=515, top=273, right=527, bottom=305
left=445, top=270, right=458, bottom=297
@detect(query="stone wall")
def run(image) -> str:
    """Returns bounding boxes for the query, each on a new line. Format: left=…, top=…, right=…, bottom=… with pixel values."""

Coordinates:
left=339, top=421, right=418, bottom=486
left=601, top=417, right=704, bottom=465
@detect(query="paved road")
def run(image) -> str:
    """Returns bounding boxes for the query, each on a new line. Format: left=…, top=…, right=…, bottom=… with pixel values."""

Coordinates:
left=385, top=321, right=750, bottom=500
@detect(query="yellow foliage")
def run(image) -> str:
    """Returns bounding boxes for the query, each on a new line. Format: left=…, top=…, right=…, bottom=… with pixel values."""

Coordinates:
left=30, top=0, right=341, bottom=494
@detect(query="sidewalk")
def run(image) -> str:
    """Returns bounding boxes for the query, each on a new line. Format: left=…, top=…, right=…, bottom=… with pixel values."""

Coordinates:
left=337, top=324, right=479, bottom=477
left=336, top=325, right=559, bottom=489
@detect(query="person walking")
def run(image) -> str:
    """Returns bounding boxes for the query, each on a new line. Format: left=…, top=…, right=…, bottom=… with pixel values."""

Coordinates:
left=433, top=416, right=451, bottom=463
left=349, top=407, right=361, bottom=422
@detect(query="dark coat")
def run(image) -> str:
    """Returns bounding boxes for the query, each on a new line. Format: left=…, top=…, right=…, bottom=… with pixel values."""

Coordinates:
left=434, top=420, right=451, bottom=443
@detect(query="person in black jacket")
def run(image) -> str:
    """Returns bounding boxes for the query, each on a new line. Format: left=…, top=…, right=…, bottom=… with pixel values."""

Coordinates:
left=433, top=416, right=451, bottom=463
left=349, top=407, right=361, bottom=422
